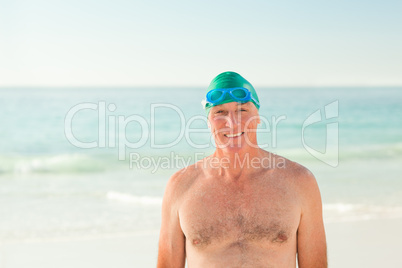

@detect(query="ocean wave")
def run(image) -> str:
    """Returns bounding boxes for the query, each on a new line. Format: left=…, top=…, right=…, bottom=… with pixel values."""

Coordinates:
left=323, top=203, right=402, bottom=223
left=324, top=203, right=364, bottom=212
left=276, top=142, right=402, bottom=162
left=1, top=142, right=401, bottom=174
left=0, top=153, right=123, bottom=174
left=106, top=191, right=162, bottom=205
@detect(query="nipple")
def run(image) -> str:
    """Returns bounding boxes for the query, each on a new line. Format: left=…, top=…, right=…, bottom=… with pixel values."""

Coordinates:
left=274, top=232, right=288, bottom=243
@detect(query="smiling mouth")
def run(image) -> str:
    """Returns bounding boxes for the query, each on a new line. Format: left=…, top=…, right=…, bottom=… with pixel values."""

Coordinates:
left=224, top=132, right=244, bottom=138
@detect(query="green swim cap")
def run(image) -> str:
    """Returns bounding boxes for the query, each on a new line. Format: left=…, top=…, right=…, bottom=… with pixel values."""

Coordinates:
left=203, top=71, right=260, bottom=116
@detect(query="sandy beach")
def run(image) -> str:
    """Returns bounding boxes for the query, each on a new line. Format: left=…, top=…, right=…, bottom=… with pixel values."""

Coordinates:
left=1, top=218, right=401, bottom=268
left=325, top=218, right=402, bottom=268
left=0, top=232, right=160, bottom=268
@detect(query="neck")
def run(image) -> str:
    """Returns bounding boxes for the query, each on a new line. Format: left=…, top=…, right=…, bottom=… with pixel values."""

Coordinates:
left=209, top=146, right=264, bottom=180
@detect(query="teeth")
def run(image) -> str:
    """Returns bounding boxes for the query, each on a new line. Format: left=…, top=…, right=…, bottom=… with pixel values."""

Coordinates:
left=225, top=132, right=243, bottom=138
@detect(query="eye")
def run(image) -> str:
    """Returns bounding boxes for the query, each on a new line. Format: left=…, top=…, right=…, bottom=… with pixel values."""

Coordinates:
left=215, top=110, right=224, bottom=114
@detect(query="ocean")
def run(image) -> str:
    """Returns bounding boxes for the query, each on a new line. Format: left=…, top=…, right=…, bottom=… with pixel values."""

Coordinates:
left=1, top=87, right=401, bottom=243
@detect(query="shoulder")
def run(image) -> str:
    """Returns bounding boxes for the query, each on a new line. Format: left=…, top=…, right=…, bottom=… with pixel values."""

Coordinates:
left=168, top=161, right=203, bottom=186
left=164, top=163, right=203, bottom=203
left=281, top=160, right=322, bottom=214
left=270, top=155, right=319, bottom=198
left=271, top=153, right=316, bottom=183
left=289, top=162, right=318, bottom=193
left=285, top=159, right=316, bottom=183
left=266, top=152, right=311, bottom=176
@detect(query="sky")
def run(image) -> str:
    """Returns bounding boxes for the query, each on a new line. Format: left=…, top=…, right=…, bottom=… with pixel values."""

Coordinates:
left=0, top=0, right=401, bottom=87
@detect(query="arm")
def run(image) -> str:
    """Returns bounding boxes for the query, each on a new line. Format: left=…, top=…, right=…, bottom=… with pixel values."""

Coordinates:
left=297, top=170, right=327, bottom=268
left=157, top=173, right=186, bottom=268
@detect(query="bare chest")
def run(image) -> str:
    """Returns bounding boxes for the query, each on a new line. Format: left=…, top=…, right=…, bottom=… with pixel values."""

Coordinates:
left=180, top=177, right=301, bottom=249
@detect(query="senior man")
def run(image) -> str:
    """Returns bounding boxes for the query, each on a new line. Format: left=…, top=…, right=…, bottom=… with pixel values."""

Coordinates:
left=157, top=71, right=327, bottom=268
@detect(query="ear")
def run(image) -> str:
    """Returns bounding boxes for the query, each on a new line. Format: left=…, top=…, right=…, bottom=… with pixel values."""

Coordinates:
left=207, top=119, right=211, bottom=129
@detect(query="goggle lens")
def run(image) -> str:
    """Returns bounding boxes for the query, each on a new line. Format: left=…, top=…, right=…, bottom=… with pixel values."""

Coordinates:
left=208, top=90, right=224, bottom=102
left=231, top=88, right=248, bottom=100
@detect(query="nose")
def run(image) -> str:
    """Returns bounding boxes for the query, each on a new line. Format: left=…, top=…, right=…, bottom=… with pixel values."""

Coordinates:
left=224, top=111, right=239, bottom=128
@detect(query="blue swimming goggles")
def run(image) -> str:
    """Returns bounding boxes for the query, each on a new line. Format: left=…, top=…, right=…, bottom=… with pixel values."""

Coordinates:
left=205, top=87, right=260, bottom=107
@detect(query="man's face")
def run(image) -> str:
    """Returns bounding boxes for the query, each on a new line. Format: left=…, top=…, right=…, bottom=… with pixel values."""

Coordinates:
left=208, top=101, right=260, bottom=151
